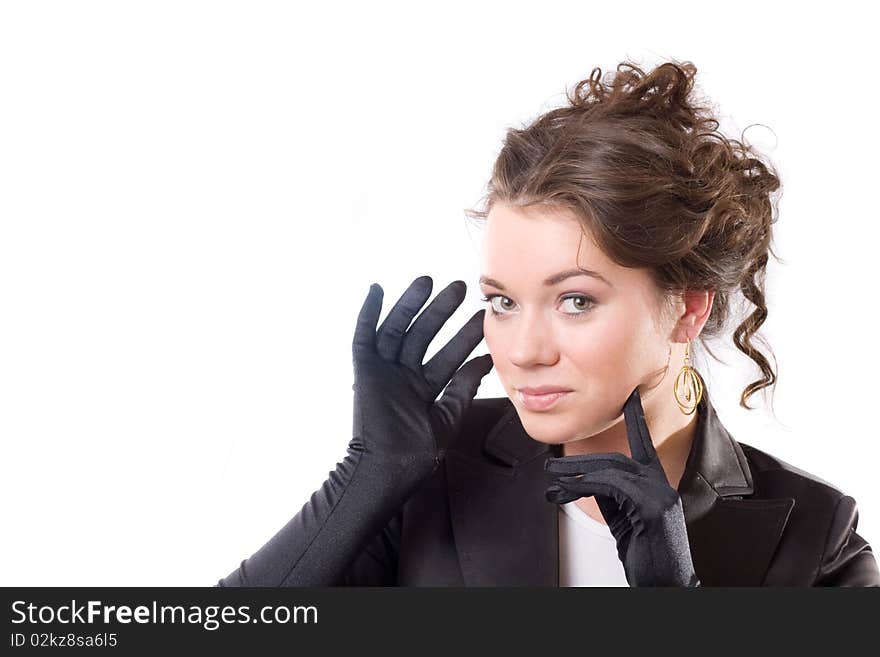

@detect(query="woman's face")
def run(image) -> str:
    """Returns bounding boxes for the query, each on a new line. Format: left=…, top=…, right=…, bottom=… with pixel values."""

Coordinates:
left=479, top=202, right=674, bottom=446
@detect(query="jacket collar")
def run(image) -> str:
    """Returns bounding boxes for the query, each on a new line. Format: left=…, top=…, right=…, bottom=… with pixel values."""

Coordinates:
left=445, top=385, right=795, bottom=586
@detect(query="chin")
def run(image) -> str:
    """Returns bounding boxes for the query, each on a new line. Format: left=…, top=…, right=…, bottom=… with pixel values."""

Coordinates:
left=515, top=411, right=594, bottom=445
left=512, top=396, right=623, bottom=445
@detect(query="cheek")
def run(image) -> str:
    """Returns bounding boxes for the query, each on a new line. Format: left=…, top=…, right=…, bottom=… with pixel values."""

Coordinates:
left=482, top=320, right=515, bottom=390
left=565, top=317, right=641, bottom=374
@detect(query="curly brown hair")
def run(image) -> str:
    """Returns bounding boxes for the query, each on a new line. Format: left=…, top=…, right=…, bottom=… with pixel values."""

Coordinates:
left=465, top=58, right=782, bottom=411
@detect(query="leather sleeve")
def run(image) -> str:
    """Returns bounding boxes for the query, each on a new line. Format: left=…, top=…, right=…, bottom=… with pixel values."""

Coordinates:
left=814, top=495, right=880, bottom=587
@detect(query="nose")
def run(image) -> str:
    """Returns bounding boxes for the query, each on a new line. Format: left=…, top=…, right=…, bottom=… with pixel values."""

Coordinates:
left=506, top=309, right=561, bottom=367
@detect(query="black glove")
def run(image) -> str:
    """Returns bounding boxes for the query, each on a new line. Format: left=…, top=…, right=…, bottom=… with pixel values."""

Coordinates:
left=217, top=275, right=493, bottom=586
left=544, top=387, right=700, bottom=587
left=350, top=276, right=493, bottom=483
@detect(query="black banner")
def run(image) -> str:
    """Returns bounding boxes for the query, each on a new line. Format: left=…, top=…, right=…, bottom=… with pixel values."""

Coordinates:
left=1, top=587, right=876, bottom=653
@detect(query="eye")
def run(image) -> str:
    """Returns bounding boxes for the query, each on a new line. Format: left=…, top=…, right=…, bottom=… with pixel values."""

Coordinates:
left=480, top=294, right=516, bottom=315
left=560, top=295, right=595, bottom=315
left=480, top=294, right=596, bottom=319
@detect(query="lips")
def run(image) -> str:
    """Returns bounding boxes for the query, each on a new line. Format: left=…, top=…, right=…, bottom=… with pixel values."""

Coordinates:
left=516, top=387, right=573, bottom=412
left=518, top=386, right=573, bottom=395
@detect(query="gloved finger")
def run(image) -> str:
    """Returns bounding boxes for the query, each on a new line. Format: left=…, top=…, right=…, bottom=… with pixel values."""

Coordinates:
left=553, top=470, right=647, bottom=516
left=352, top=283, right=384, bottom=354
left=375, top=276, right=434, bottom=362
left=622, top=387, right=662, bottom=470
left=432, top=354, right=494, bottom=451
left=421, top=306, right=486, bottom=393
left=544, top=453, right=642, bottom=477
left=399, top=280, right=469, bottom=371
left=562, top=470, right=678, bottom=519
left=594, top=494, right=623, bottom=528
left=545, top=484, right=631, bottom=535
left=545, top=484, right=583, bottom=505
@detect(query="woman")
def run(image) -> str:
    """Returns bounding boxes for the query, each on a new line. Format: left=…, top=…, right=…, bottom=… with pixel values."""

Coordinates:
left=216, top=60, right=879, bottom=587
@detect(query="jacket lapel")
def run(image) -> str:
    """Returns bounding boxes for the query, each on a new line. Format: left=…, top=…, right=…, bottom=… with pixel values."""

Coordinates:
left=446, top=402, right=559, bottom=586
left=676, top=387, right=795, bottom=585
left=446, top=387, right=795, bottom=586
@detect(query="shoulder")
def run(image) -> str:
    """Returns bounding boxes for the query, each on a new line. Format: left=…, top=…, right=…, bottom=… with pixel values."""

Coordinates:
left=736, top=441, right=876, bottom=580
left=738, top=440, right=879, bottom=586
left=737, top=440, right=848, bottom=501
left=736, top=440, right=863, bottom=535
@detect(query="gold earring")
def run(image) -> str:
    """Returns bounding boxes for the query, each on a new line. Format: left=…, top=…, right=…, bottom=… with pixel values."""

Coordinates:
left=673, top=337, right=704, bottom=415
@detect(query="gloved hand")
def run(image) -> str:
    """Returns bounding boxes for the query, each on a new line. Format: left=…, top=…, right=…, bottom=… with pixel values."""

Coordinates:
left=351, top=275, right=494, bottom=492
left=544, top=387, right=700, bottom=587
left=217, top=275, right=493, bottom=586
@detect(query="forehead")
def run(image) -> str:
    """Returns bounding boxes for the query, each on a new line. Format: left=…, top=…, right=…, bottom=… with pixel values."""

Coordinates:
left=480, top=202, right=614, bottom=273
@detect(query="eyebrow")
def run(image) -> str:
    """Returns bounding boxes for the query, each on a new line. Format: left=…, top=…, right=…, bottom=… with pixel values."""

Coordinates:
left=479, top=268, right=612, bottom=290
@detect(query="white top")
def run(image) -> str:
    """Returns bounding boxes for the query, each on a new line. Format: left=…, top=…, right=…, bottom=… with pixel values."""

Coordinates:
left=558, top=501, right=629, bottom=587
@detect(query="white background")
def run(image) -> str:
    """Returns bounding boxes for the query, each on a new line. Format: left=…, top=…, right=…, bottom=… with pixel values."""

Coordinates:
left=1, top=1, right=877, bottom=586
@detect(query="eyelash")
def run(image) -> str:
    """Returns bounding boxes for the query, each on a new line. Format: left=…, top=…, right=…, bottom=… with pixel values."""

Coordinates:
left=479, top=294, right=597, bottom=319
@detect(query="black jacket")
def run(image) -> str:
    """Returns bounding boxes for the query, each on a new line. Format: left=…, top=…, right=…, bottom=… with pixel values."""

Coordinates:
left=336, top=387, right=880, bottom=586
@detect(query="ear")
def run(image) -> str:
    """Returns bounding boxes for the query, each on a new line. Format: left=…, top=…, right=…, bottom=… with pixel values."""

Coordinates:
left=673, top=289, right=715, bottom=342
